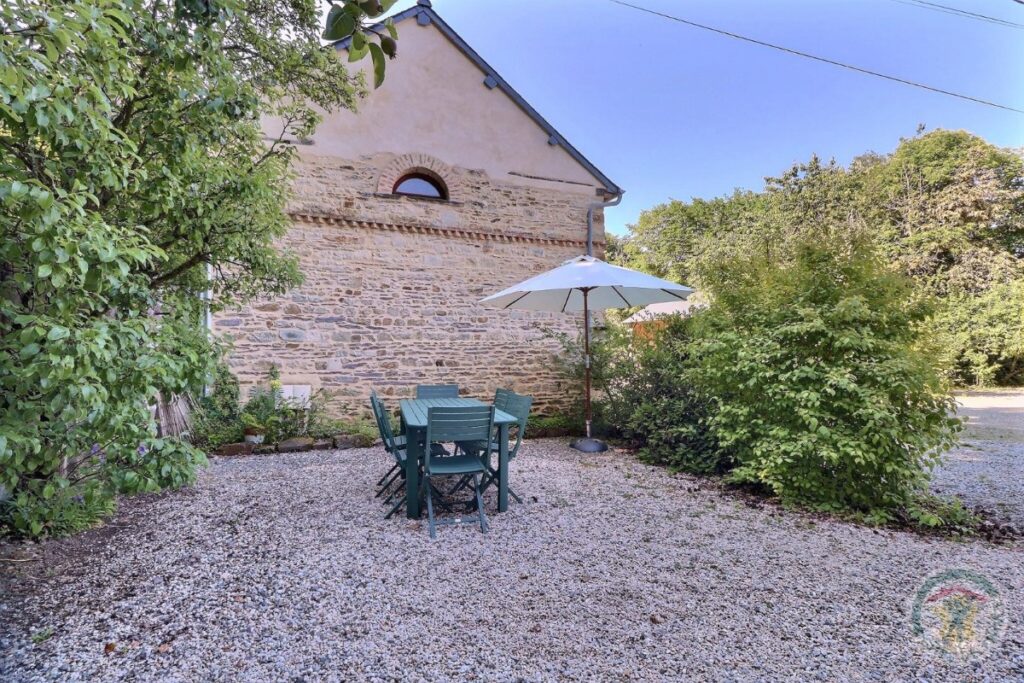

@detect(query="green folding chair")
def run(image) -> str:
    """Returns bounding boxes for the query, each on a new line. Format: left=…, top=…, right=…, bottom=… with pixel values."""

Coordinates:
left=493, top=387, right=514, bottom=412
left=415, top=384, right=460, bottom=399
left=454, top=391, right=532, bottom=504
left=371, top=392, right=447, bottom=518
left=453, top=388, right=511, bottom=456
left=370, top=391, right=401, bottom=495
left=421, top=405, right=494, bottom=538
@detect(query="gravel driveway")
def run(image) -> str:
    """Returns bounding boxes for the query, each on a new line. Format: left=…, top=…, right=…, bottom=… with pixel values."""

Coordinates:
left=2, top=437, right=1022, bottom=682
left=932, top=390, right=1024, bottom=528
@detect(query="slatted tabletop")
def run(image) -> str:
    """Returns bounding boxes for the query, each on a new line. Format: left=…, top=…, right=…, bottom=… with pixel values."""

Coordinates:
left=399, top=397, right=517, bottom=429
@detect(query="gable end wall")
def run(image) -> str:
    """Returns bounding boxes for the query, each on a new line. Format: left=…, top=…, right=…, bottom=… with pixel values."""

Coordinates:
left=214, top=153, right=606, bottom=419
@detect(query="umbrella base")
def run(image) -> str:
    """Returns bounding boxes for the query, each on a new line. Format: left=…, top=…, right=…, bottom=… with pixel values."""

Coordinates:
left=571, top=437, right=608, bottom=453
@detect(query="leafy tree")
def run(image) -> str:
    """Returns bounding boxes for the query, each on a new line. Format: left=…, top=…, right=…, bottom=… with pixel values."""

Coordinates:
left=691, top=233, right=961, bottom=519
left=0, top=0, right=395, bottom=536
left=619, top=131, right=1024, bottom=385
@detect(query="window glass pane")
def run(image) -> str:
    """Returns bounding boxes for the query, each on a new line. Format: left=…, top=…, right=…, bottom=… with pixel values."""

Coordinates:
left=394, top=176, right=444, bottom=198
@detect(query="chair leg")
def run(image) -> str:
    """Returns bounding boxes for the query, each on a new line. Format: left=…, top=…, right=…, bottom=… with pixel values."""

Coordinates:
left=376, top=462, right=398, bottom=487
left=385, top=495, right=404, bottom=519
left=376, top=468, right=401, bottom=497
left=429, top=481, right=457, bottom=512
left=425, top=475, right=437, bottom=539
left=479, top=471, right=523, bottom=505
left=473, top=473, right=489, bottom=533
left=448, top=474, right=472, bottom=495
left=383, top=477, right=405, bottom=506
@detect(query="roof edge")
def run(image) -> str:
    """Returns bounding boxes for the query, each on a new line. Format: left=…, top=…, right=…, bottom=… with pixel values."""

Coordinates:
left=332, top=3, right=623, bottom=196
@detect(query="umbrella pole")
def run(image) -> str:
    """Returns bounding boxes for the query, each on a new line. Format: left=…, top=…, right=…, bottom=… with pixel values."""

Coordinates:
left=571, top=288, right=606, bottom=452
left=583, top=288, right=592, bottom=439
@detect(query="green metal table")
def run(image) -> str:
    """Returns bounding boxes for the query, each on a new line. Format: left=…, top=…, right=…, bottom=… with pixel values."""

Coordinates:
left=398, top=397, right=516, bottom=519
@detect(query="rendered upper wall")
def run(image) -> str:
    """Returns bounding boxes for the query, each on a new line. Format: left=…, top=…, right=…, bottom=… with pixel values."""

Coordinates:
left=263, top=15, right=609, bottom=197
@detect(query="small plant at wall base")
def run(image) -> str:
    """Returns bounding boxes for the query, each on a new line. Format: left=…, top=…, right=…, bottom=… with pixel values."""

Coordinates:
left=192, top=362, right=245, bottom=450
left=539, top=323, right=617, bottom=438
left=191, top=364, right=377, bottom=451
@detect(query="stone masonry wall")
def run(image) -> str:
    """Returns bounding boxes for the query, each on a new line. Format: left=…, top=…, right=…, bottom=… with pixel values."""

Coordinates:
left=213, top=152, right=606, bottom=419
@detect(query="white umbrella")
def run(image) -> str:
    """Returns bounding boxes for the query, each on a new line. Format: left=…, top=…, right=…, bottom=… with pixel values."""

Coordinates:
left=481, top=255, right=693, bottom=451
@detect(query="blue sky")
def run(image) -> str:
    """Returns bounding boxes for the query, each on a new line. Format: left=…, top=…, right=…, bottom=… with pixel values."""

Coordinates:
left=388, top=0, right=1024, bottom=235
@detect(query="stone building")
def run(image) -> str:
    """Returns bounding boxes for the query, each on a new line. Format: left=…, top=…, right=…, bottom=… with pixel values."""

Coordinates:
left=213, top=1, right=622, bottom=416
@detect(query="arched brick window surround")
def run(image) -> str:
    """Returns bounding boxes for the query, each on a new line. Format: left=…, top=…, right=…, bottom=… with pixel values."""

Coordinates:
left=377, top=154, right=461, bottom=201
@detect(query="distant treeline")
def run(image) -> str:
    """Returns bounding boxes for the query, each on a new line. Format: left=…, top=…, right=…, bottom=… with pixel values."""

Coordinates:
left=615, top=130, right=1024, bottom=386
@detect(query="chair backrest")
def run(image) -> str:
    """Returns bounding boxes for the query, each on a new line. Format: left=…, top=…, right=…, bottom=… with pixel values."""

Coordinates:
left=369, top=390, right=386, bottom=441
left=493, top=387, right=514, bottom=412
left=424, top=405, right=494, bottom=468
left=416, top=384, right=460, bottom=399
left=500, top=392, right=533, bottom=459
left=370, top=392, right=399, bottom=458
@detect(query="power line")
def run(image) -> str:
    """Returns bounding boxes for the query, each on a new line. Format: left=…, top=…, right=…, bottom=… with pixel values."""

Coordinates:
left=608, top=0, right=1024, bottom=115
left=891, top=0, right=1024, bottom=29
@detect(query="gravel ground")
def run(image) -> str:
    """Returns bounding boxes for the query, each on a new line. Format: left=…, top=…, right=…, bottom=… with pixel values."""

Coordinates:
left=933, top=440, right=1024, bottom=529
left=2, top=438, right=1022, bottom=682
left=932, top=390, right=1024, bottom=528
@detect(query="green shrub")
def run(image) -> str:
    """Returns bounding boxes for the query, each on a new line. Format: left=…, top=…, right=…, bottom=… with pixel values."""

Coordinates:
left=529, top=414, right=582, bottom=438
left=692, top=234, right=962, bottom=517
left=903, top=493, right=981, bottom=535
left=607, top=317, right=725, bottom=474
left=107, top=438, right=207, bottom=495
left=542, top=315, right=721, bottom=472
left=191, top=362, right=244, bottom=450
left=3, top=480, right=116, bottom=539
left=333, top=419, right=379, bottom=447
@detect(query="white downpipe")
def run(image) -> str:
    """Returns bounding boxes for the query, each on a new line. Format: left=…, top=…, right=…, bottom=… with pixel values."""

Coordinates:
left=202, top=263, right=214, bottom=396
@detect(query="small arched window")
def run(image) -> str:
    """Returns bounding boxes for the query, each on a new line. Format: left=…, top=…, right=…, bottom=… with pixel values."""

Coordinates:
left=393, top=172, right=448, bottom=200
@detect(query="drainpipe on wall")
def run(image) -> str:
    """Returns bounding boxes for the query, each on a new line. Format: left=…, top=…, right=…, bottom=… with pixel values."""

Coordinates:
left=202, top=262, right=214, bottom=397
left=586, top=190, right=623, bottom=257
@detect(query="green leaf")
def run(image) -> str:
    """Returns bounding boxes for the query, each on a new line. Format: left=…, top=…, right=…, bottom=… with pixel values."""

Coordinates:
left=47, top=326, right=69, bottom=341
left=385, top=17, right=398, bottom=40
left=323, top=6, right=357, bottom=41
left=37, top=264, right=52, bottom=278
left=348, top=31, right=369, bottom=62
left=359, top=0, right=384, bottom=17
left=368, top=42, right=386, bottom=88
left=19, top=343, right=40, bottom=359
left=34, top=190, right=54, bottom=210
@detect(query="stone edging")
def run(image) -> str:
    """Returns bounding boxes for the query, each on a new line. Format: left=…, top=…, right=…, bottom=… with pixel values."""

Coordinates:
left=288, top=212, right=603, bottom=249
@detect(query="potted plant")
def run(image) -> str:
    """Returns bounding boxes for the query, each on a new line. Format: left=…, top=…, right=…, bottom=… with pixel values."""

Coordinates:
left=241, top=413, right=266, bottom=445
